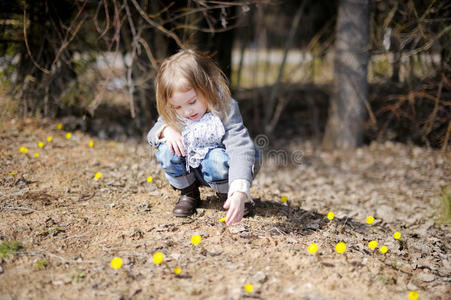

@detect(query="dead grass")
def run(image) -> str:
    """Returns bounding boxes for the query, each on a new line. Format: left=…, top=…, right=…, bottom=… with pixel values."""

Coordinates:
left=438, top=186, right=451, bottom=225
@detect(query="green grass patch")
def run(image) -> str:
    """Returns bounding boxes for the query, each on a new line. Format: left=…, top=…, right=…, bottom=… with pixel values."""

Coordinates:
left=438, top=186, right=451, bottom=224
left=0, top=240, right=23, bottom=259
left=34, top=260, right=49, bottom=270
left=70, top=270, right=85, bottom=283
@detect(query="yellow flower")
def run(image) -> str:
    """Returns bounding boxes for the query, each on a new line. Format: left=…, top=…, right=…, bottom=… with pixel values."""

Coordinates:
left=408, top=290, right=418, bottom=300
left=380, top=246, right=388, bottom=254
left=336, top=242, right=346, bottom=253
left=147, top=176, right=153, bottom=183
left=307, top=243, right=318, bottom=254
left=111, top=257, right=122, bottom=269
left=244, top=283, right=253, bottom=293
left=153, top=252, right=164, bottom=265
left=219, top=217, right=226, bottom=223
left=191, top=234, right=202, bottom=245
left=368, top=240, right=378, bottom=250
left=38, top=141, right=44, bottom=148
left=174, top=267, right=181, bottom=275
left=281, top=195, right=288, bottom=203
left=366, top=216, right=375, bottom=224
left=19, top=146, right=28, bottom=154
left=89, top=140, right=94, bottom=148
left=47, top=136, right=53, bottom=142
left=9, top=172, right=15, bottom=176
left=393, top=232, right=401, bottom=240
left=94, top=172, right=102, bottom=179
left=327, top=212, right=335, bottom=220
left=57, top=123, right=63, bottom=130
left=66, top=132, right=72, bottom=139
left=34, top=153, right=39, bottom=158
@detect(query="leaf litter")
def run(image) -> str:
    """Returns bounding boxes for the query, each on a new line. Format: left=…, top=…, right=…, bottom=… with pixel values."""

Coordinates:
left=0, top=118, right=450, bottom=299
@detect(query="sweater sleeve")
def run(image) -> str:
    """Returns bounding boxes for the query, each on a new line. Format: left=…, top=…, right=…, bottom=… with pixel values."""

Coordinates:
left=147, top=116, right=167, bottom=148
left=220, top=99, right=256, bottom=185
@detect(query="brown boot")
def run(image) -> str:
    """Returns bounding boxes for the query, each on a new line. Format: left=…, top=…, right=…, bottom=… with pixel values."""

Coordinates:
left=173, top=182, right=200, bottom=217
left=216, top=193, right=254, bottom=217
left=216, top=192, right=228, bottom=203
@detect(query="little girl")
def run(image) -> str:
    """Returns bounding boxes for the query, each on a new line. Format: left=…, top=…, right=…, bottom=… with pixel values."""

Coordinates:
left=147, top=49, right=260, bottom=225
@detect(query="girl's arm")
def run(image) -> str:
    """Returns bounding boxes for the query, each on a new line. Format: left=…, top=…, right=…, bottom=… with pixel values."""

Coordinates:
left=220, top=98, right=256, bottom=225
left=147, top=117, right=185, bottom=156
left=220, top=98, right=256, bottom=200
left=147, top=116, right=167, bottom=148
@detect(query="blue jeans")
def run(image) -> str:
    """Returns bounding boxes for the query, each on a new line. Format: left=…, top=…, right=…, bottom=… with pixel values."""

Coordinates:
left=155, top=143, right=261, bottom=193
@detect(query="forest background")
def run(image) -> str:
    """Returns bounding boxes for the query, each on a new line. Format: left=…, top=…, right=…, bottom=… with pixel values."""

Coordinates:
left=0, top=0, right=449, bottom=150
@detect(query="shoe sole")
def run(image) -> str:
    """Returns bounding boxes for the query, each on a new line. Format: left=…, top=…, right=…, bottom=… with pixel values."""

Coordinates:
left=173, top=210, right=196, bottom=217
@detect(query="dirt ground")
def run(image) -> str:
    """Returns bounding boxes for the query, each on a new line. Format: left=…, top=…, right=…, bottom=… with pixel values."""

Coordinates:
left=0, top=118, right=450, bottom=300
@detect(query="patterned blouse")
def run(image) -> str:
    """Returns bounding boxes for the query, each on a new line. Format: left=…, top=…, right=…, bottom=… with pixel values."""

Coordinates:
left=181, top=112, right=225, bottom=171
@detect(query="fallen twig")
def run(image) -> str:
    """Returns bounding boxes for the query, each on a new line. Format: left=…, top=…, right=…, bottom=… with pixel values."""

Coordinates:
left=2, top=206, right=50, bottom=219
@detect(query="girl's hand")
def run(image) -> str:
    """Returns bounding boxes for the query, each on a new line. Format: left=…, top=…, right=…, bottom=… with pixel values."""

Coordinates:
left=223, top=192, right=246, bottom=225
left=162, top=126, right=185, bottom=156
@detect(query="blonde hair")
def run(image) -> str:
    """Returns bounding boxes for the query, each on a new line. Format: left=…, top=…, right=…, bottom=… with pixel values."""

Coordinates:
left=156, top=49, right=231, bottom=129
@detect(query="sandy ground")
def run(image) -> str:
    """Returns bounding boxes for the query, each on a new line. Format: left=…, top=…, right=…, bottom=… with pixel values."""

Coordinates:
left=0, top=118, right=450, bottom=300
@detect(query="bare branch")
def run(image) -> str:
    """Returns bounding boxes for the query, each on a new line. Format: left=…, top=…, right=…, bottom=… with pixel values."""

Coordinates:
left=95, top=0, right=110, bottom=37
left=138, top=37, right=158, bottom=70
left=23, top=7, right=50, bottom=74
left=130, top=0, right=185, bottom=49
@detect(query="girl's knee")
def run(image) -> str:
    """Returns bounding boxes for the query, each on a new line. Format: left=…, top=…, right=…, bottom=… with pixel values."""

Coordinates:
left=156, top=143, right=184, bottom=164
left=201, top=148, right=229, bottom=183
left=155, top=143, right=187, bottom=177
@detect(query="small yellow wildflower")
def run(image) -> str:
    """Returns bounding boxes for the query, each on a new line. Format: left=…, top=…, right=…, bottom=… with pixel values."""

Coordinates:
left=9, top=172, right=15, bottom=176
left=368, top=240, right=378, bottom=250
left=393, top=232, right=402, bottom=240
left=191, top=235, right=202, bottom=245
left=281, top=195, right=288, bottom=203
left=153, top=252, right=164, bottom=265
left=65, top=132, right=72, bottom=139
left=111, top=257, right=122, bottom=269
left=408, top=290, right=419, bottom=300
left=174, top=267, right=181, bottom=275
left=336, top=242, right=347, bottom=253
left=47, top=136, right=53, bottom=142
left=57, top=123, right=63, bottom=130
left=244, top=283, right=253, bottom=293
left=219, top=217, right=226, bottom=223
left=94, top=172, right=102, bottom=179
left=327, top=212, right=335, bottom=220
left=307, top=243, right=318, bottom=254
left=19, top=146, right=28, bottom=154
left=366, top=216, right=375, bottom=224
left=38, top=141, right=44, bottom=148
left=34, top=153, right=39, bottom=158
left=89, top=140, right=94, bottom=148
left=380, top=246, right=388, bottom=254
left=147, top=176, right=153, bottom=183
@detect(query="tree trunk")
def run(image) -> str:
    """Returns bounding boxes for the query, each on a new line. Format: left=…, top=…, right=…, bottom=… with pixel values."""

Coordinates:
left=323, top=0, right=370, bottom=150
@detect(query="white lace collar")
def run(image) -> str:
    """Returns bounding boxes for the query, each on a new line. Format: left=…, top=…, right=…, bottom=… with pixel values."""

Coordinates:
left=181, top=112, right=225, bottom=171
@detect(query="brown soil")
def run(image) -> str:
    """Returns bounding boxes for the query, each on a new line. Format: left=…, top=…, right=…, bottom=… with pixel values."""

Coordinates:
left=0, top=118, right=450, bottom=300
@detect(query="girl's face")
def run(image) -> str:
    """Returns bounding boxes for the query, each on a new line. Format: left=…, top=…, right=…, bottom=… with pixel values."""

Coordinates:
left=169, top=88, right=207, bottom=121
